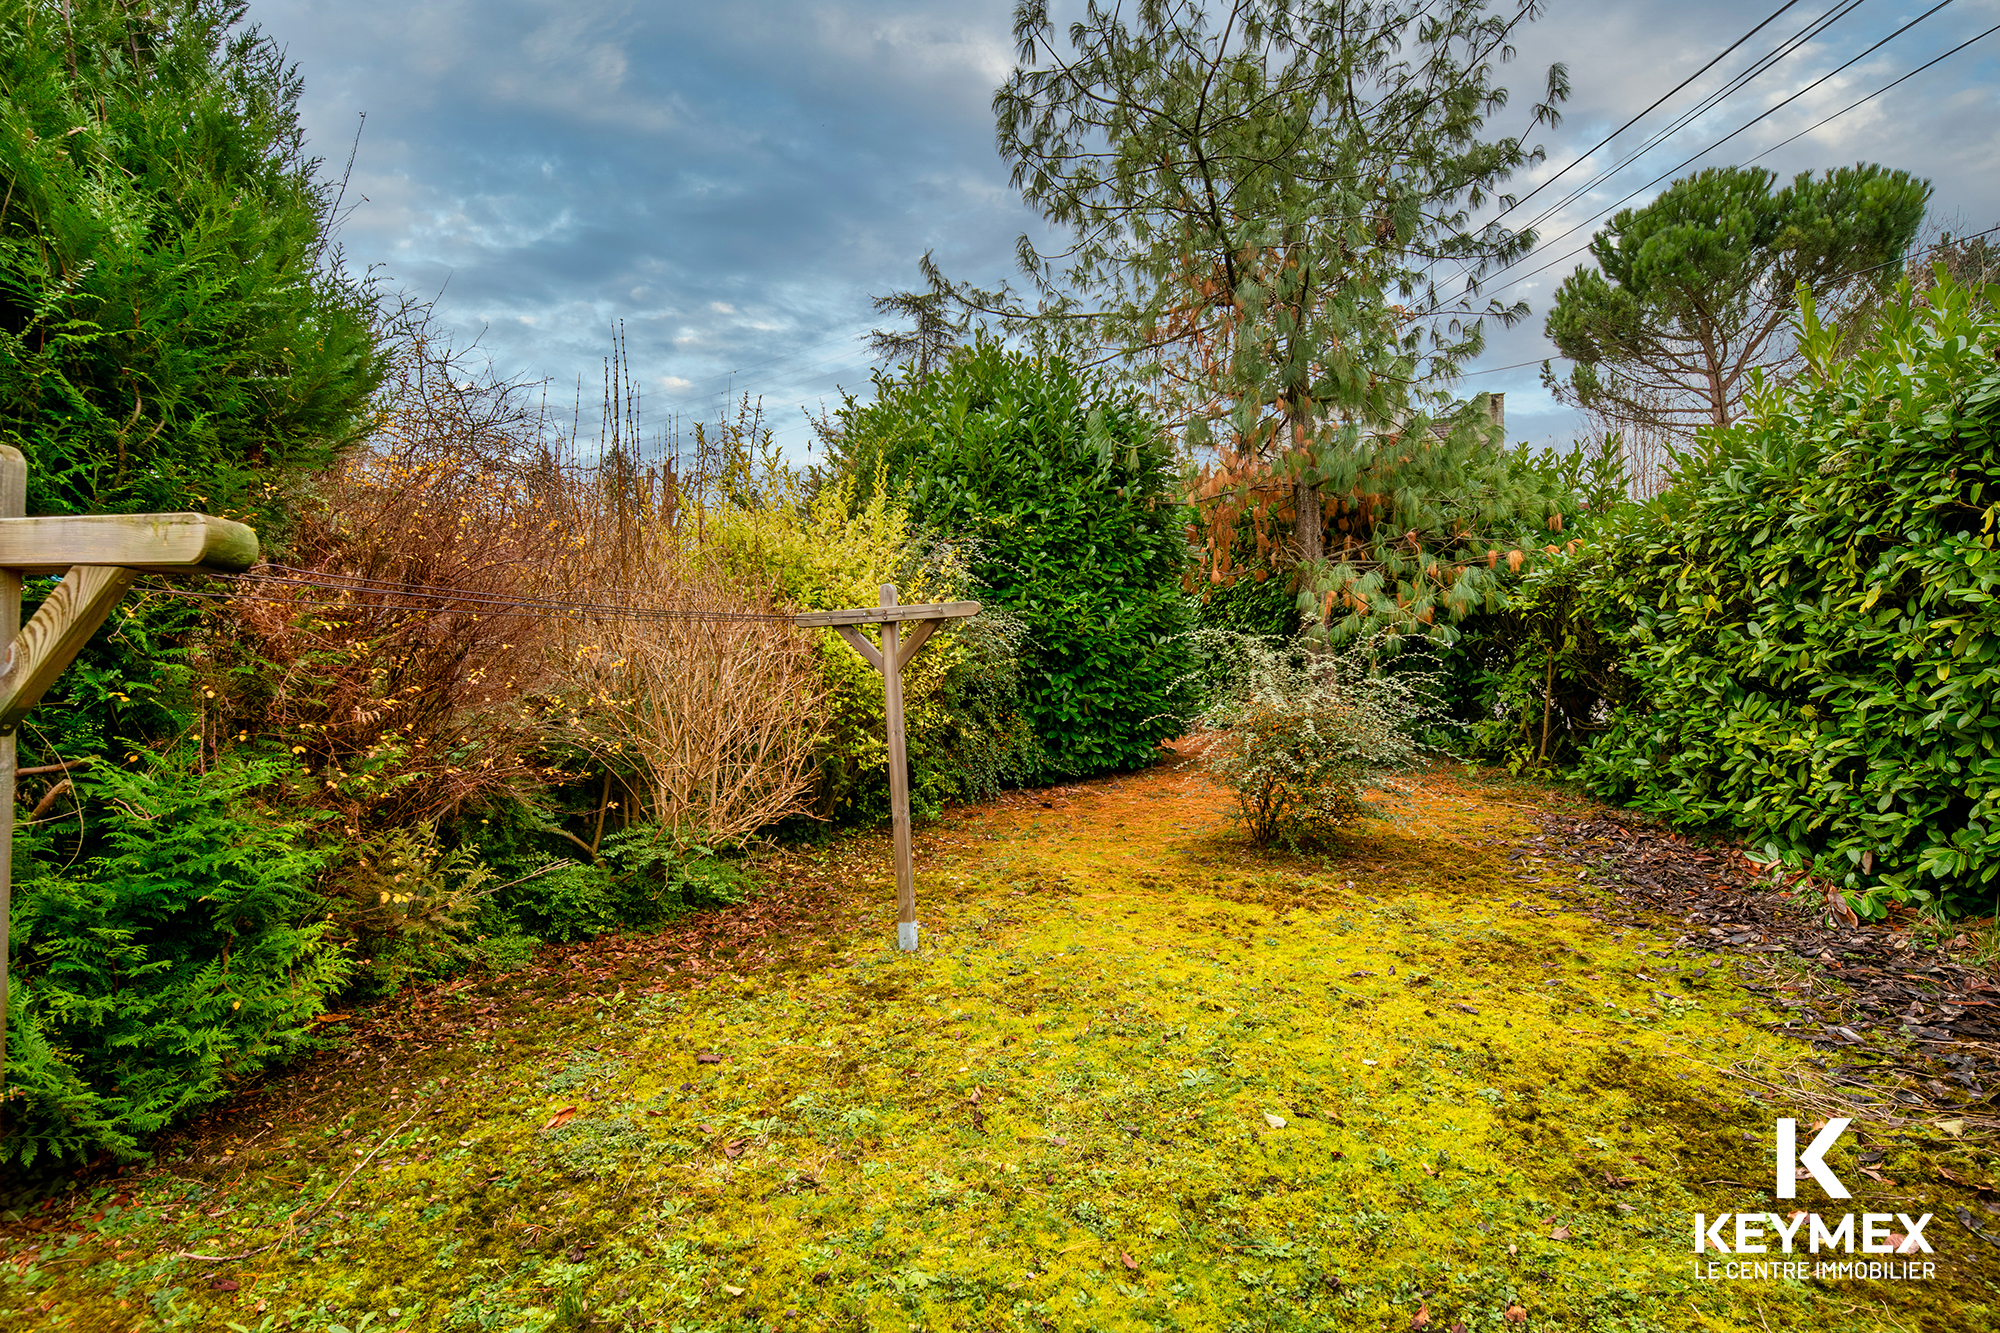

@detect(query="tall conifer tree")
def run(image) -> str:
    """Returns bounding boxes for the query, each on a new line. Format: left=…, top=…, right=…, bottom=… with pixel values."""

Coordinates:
left=0, top=0, right=384, bottom=755
left=994, top=0, right=1572, bottom=640
left=0, top=0, right=383, bottom=523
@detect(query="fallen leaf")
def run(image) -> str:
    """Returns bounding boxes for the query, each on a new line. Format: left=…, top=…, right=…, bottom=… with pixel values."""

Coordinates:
left=1411, top=1302, right=1430, bottom=1328
left=1939, top=1119, right=1966, bottom=1138
left=1121, top=1251, right=1138, bottom=1271
left=1450, top=1323, right=1467, bottom=1333
left=1263, top=1112, right=1287, bottom=1129
left=723, top=1284, right=746, bottom=1296
left=1449, top=1003, right=1478, bottom=1015
left=695, top=1052, right=723, bottom=1065
left=209, top=1279, right=239, bottom=1292
left=542, top=1106, right=576, bottom=1131
left=1860, top=1166, right=1899, bottom=1185
left=723, top=1139, right=746, bottom=1159
left=1505, top=1305, right=1528, bottom=1323
left=1549, top=1225, right=1572, bottom=1241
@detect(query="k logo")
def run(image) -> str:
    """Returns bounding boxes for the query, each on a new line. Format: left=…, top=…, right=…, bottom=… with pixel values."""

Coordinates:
left=1776, top=1117, right=1851, bottom=1200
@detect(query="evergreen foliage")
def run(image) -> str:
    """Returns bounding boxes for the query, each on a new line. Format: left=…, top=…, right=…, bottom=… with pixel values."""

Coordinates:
left=1491, top=275, right=2000, bottom=919
left=0, top=0, right=385, bottom=770
left=0, top=0, right=381, bottom=1166
left=1544, top=164, right=1928, bottom=434
left=5, top=755, right=343, bottom=1165
left=838, top=340, right=1192, bottom=779
left=994, top=0, right=1571, bottom=637
left=0, top=0, right=383, bottom=521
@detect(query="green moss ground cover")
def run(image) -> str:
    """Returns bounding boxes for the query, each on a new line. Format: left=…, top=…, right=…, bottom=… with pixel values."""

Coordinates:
left=2, top=753, right=1995, bottom=1332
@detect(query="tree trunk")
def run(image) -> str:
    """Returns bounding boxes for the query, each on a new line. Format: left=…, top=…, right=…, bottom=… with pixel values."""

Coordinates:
left=1294, top=472, right=1323, bottom=564
left=1290, top=406, right=1323, bottom=566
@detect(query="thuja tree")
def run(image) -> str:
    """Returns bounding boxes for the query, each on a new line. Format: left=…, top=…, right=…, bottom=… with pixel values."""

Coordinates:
left=0, top=1, right=382, bottom=1162
left=994, top=0, right=1572, bottom=641
left=839, top=340, right=1191, bottom=779
left=0, top=0, right=382, bottom=759
left=1544, top=164, right=1928, bottom=435
left=6, top=755, right=343, bottom=1166
left=0, top=0, right=382, bottom=520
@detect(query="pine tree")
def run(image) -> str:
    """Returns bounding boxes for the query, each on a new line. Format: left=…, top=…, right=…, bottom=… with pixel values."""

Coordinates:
left=1543, top=164, right=1928, bottom=435
left=994, top=0, right=1573, bottom=641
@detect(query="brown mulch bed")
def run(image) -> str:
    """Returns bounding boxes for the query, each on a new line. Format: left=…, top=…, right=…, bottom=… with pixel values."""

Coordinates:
left=1535, top=808, right=2000, bottom=1135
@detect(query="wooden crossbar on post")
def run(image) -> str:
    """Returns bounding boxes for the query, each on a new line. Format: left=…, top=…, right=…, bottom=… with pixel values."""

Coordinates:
left=0, top=445, right=260, bottom=1098
left=796, top=586, right=979, bottom=952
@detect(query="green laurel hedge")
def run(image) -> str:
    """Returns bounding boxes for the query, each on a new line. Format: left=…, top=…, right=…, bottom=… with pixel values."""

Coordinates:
left=1519, top=276, right=2000, bottom=919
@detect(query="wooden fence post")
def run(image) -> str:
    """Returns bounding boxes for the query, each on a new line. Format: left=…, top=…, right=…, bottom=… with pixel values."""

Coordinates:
left=0, top=446, right=20, bottom=1096
left=792, top=589, right=977, bottom=953
left=878, top=585, right=918, bottom=951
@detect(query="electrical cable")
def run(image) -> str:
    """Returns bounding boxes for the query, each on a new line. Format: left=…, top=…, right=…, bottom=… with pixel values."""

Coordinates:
left=1505, top=0, right=1875, bottom=241
left=1475, top=0, right=1962, bottom=301
left=1424, top=0, right=1872, bottom=324
left=1746, top=19, right=2000, bottom=163
left=1852, top=222, right=2000, bottom=277
left=1454, top=225, right=2000, bottom=386
left=1488, top=0, right=1816, bottom=224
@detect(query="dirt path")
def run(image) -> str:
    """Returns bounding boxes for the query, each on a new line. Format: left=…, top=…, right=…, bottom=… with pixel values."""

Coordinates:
left=4, top=753, right=1996, bottom=1332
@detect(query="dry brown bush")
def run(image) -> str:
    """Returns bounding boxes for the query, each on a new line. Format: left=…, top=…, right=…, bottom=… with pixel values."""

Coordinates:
left=207, top=319, right=826, bottom=854
left=207, top=320, right=563, bottom=833
left=531, top=423, right=825, bottom=846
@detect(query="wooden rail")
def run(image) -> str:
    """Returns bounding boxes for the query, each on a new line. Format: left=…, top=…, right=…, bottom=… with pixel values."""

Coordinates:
left=0, top=447, right=262, bottom=1097
left=0, top=512, right=258, bottom=574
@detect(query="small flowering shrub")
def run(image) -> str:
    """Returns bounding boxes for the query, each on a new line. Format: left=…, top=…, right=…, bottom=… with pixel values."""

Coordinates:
left=1198, top=637, right=1433, bottom=847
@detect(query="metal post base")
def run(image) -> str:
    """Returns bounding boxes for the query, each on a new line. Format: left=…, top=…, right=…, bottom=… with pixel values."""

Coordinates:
left=897, top=921, right=919, bottom=952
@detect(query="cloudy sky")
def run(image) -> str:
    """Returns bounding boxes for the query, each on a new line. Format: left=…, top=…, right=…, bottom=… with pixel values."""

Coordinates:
left=254, top=0, right=2000, bottom=455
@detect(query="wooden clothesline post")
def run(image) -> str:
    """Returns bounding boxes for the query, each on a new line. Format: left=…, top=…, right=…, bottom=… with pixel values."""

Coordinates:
left=0, top=445, right=260, bottom=1097
left=794, top=585, right=979, bottom=952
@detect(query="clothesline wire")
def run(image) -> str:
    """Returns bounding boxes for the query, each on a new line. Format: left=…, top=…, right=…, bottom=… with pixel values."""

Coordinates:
left=127, top=571, right=802, bottom=625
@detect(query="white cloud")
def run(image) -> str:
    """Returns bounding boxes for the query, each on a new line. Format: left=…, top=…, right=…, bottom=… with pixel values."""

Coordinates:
left=248, top=0, right=2000, bottom=457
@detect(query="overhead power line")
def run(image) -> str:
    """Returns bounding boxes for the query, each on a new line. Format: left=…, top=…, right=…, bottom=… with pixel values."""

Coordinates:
left=1747, top=18, right=2000, bottom=163
left=1507, top=0, right=1859, bottom=236
left=1477, top=0, right=1965, bottom=302
left=1494, top=0, right=1808, bottom=225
